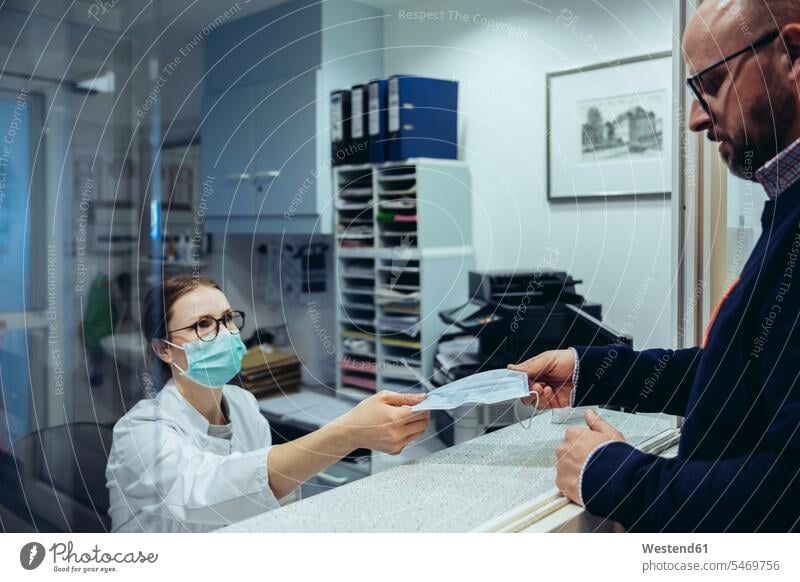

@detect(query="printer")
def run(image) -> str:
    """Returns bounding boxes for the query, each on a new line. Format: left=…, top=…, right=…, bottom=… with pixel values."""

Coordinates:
left=432, top=269, right=630, bottom=445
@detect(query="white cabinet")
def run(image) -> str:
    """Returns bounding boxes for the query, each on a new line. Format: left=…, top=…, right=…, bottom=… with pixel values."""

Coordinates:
left=251, top=73, right=318, bottom=222
left=202, top=85, right=255, bottom=217
left=200, top=0, right=384, bottom=234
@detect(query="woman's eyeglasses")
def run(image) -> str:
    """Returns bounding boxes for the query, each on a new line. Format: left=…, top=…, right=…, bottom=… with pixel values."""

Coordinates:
left=686, top=29, right=779, bottom=113
left=167, top=310, right=246, bottom=342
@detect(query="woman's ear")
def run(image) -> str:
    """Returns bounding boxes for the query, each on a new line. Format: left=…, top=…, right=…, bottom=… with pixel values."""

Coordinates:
left=150, top=338, right=172, bottom=365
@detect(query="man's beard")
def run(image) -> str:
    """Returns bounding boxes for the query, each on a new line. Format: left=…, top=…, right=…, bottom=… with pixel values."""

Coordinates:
left=726, top=79, right=797, bottom=180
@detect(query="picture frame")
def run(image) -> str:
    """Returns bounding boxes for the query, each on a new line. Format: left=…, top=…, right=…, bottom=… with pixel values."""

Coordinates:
left=546, top=51, right=672, bottom=200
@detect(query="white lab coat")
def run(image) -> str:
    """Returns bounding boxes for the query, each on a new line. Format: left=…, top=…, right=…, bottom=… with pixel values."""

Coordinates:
left=105, top=379, right=298, bottom=532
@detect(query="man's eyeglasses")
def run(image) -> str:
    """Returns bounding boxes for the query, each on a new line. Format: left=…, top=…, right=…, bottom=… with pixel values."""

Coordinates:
left=686, top=29, right=780, bottom=113
left=168, top=310, right=246, bottom=342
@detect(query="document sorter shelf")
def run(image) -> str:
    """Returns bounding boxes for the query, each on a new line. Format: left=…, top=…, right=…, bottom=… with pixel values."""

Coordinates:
left=333, top=159, right=473, bottom=400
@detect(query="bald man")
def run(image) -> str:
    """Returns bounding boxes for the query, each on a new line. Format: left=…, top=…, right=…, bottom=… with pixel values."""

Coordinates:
left=510, top=0, right=800, bottom=532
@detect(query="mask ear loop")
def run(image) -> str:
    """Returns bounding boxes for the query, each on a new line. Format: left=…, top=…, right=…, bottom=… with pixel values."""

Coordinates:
left=161, top=338, right=185, bottom=351
left=159, top=338, right=188, bottom=375
left=514, top=391, right=539, bottom=429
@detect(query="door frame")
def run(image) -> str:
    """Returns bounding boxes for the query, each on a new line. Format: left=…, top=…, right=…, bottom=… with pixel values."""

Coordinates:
left=672, top=0, right=725, bottom=352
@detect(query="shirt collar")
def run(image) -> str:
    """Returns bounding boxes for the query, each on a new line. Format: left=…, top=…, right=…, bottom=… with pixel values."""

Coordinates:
left=755, top=136, right=800, bottom=199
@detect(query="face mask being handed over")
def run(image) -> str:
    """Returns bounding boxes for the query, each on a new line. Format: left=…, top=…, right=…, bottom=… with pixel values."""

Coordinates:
left=411, top=369, right=529, bottom=412
left=163, top=329, right=246, bottom=389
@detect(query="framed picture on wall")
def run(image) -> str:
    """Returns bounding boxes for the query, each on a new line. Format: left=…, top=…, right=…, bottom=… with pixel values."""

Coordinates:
left=547, top=51, right=672, bottom=200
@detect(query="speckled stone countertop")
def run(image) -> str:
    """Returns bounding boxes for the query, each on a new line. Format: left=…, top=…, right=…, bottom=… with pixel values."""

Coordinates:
left=219, top=410, right=671, bottom=533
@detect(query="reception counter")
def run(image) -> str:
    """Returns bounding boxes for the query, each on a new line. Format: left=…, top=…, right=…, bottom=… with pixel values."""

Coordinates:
left=219, top=410, right=678, bottom=533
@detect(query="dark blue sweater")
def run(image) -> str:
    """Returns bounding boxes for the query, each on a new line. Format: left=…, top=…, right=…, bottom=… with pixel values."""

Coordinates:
left=574, top=181, right=800, bottom=532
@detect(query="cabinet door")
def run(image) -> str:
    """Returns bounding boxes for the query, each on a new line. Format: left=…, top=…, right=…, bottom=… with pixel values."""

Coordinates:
left=204, top=0, right=322, bottom=95
left=201, top=85, right=255, bottom=217
left=251, top=72, right=318, bottom=220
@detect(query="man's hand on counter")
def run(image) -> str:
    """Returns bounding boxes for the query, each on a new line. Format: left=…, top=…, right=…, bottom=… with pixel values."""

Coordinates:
left=555, top=410, right=625, bottom=506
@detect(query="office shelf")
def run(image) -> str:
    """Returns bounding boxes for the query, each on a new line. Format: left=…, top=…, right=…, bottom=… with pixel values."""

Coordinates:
left=335, top=167, right=375, bottom=249
left=333, top=159, right=473, bottom=400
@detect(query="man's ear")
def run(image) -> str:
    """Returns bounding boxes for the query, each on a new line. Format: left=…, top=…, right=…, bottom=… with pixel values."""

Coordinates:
left=780, top=23, right=800, bottom=81
left=150, top=338, right=172, bottom=365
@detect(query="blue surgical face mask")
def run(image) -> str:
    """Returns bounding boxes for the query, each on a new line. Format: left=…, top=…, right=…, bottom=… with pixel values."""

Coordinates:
left=164, top=329, right=246, bottom=389
left=410, top=369, right=529, bottom=411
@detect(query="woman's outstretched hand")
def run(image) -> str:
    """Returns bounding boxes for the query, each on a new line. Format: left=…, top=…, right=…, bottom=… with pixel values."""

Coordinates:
left=335, top=391, right=430, bottom=454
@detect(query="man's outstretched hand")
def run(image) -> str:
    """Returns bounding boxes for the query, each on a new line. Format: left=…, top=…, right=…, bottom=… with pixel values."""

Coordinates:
left=508, top=349, right=576, bottom=409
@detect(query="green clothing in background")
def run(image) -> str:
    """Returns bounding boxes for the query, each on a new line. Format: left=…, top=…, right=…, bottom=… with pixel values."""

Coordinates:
left=83, top=274, right=115, bottom=350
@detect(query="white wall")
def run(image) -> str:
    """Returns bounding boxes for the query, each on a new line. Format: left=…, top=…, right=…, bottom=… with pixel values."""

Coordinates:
left=381, top=0, right=674, bottom=349
left=206, top=234, right=338, bottom=387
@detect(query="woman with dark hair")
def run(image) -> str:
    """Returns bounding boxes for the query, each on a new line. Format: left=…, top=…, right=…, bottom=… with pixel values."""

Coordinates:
left=105, top=274, right=429, bottom=532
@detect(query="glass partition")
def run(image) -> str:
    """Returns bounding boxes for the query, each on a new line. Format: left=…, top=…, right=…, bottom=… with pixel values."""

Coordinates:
left=0, top=1, right=178, bottom=532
